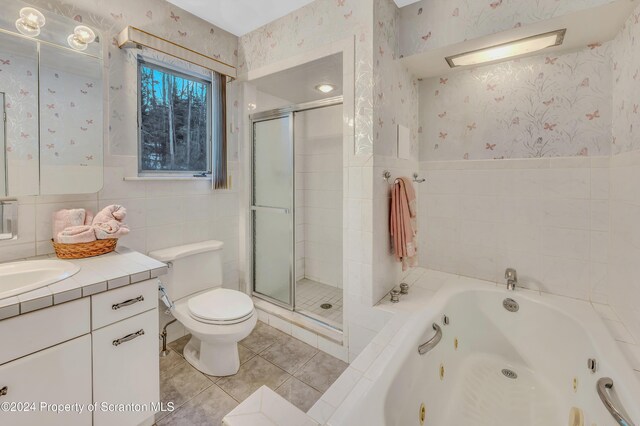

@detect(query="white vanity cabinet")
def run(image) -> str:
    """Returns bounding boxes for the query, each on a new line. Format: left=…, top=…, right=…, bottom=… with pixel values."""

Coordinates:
left=91, top=279, right=159, bottom=426
left=0, top=334, right=93, bottom=426
left=0, top=279, right=159, bottom=426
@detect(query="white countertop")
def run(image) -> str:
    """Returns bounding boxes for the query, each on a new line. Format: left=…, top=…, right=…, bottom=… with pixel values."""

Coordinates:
left=0, top=246, right=167, bottom=321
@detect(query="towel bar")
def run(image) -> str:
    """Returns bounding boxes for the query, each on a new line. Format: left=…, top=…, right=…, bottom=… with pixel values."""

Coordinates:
left=383, top=170, right=426, bottom=184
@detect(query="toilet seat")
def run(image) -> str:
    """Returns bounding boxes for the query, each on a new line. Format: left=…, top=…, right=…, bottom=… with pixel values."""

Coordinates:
left=187, top=288, right=254, bottom=325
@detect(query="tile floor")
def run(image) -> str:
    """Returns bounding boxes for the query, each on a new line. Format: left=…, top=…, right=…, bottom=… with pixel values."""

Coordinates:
left=295, top=278, right=343, bottom=329
left=156, top=321, right=348, bottom=425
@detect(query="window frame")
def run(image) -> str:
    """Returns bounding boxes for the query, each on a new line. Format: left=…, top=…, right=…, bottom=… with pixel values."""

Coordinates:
left=136, top=56, right=213, bottom=176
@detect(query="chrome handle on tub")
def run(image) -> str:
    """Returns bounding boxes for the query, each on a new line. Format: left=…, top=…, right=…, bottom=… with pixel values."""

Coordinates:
left=0, top=386, right=7, bottom=397
left=112, top=329, right=145, bottom=347
left=597, top=377, right=636, bottom=426
left=418, top=323, right=442, bottom=355
left=112, top=295, right=144, bottom=310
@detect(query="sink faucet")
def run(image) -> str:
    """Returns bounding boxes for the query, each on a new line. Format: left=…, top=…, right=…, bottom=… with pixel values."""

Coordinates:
left=505, top=268, right=517, bottom=291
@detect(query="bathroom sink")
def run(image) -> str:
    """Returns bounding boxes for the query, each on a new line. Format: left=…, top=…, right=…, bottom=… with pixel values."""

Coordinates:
left=0, top=259, right=80, bottom=299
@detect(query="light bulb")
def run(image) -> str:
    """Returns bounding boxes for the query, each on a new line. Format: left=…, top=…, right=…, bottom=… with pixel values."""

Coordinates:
left=67, top=34, right=88, bottom=51
left=15, top=7, right=45, bottom=37
left=74, top=25, right=95, bottom=44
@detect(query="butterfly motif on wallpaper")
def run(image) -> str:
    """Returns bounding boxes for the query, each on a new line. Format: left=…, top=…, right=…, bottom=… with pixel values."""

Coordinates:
left=80, top=127, right=88, bottom=131
left=110, top=12, right=123, bottom=20
left=26, top=70, right=32, bottom=76
left=337, top=0, right=345, bottom=6
left=577, top=148, right=588, bottom=156
left=298, top=39, right=305, bottom=47
left=544, top=123, right=557, bottom=131
left=378, top=118, right=384, bottom=127
left=467, top=122, right=477, bottom=131
left=542, top=97, right=555, bottom=106
left=81, top=90, right=88, bottom=94
left=438, top=132, right=447, bottom=139
left=146, top=10, right=152, bottom=19
left=417, top=7, right=422, bottom=15
left=634, top=69, right=639, bottom=80
left=439, top=78, right=448, bottom=85
left=46, top=104, right=55, bottom=109
left=170, top=11, right=180, bottom=22
left=20, top=132, right=29, bottom=139
left=489, top=0, right=503, bottom=9
left=20, top=89, right=29, bottom=96
left=73, top=15, right=82, bottom=22
left=438, top=111, right=447, bottom=118
left=47, top=129, right=55, bottom=134
left=586, top=110, right=600, bottom=120
left=421, top=32, right=432, bottom=42
left=0, top=59, right=10, bottom=65
left=46, top=144, right=55, bottom=149
left=587, top=42, right=602, bottom=50
left=344, top=10, right=353, bottom=19
left=48, top=88, right=56, bottom=94
left=545, top=57, right=558, bottom=65
left=178, top=31, right=187, bottom=37
left=86, top=155, right=94, bottom=160
left=580, top=78, right=590, bottom=87
left=485, top=143, right=496, bottom=150
left=70, top=102, right=76, bottom=107
left=86, top=83, right=94, bottom=88
left=452, top=8, right=459, bottom=17
left=486, top=84, right=496, bottom=91
left=86, top=119, right=94, bottom=125
left=70, top=140, right=76, bottom=145
left=494, top=96, right=504, bottom=103
left=633, top=104, right=639, bottom=114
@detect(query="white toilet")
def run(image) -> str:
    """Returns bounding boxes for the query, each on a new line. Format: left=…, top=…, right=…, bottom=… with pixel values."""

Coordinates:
left=149, top=240, right=257, bottom=377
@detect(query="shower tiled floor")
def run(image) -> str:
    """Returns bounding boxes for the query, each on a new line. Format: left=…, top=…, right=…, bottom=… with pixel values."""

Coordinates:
left=295, top=278, right=343, bottom=329
left=156, top=321, right=348, bottom=425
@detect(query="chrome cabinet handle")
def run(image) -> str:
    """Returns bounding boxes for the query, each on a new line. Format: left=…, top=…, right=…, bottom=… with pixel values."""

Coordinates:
left=0, top=386, right=7, bottom=397
left=112, top=295, right=144, bottom=310
left=597, top=377, right=636, bottom=426
left=250, top=206, right=290, bottom=214
left=418, top=323, right=442, bottom=355
left=112, top=329, right=145, bottom=346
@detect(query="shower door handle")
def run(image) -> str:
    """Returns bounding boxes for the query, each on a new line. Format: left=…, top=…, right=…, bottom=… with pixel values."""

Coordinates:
left=251, top=206, right=290, bottom=214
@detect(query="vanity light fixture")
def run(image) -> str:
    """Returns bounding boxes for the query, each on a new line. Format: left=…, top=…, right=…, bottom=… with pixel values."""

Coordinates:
left=67, top=25, right=96, bottom=51
left=445, top=29, right=566, bottom=68
left=315, top=83, right=336, bottom=94
left=15, top=7, right=46, bottom=37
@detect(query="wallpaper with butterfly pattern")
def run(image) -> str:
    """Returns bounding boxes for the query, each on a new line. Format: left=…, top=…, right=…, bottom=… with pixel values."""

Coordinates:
left=612, top=3, right=640, bottom=154
left=26, top=0, right=238, bottom=161
left=420, top=43, right=612, bottom=160
left=399, top=0, right=617, bottom=58
left=0, top=32, right=40, bottom=195
left=239, top=0, right=376, bottom=155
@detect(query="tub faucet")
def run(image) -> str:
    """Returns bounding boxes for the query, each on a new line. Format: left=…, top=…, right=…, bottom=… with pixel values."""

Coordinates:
left=505, top=268, right=518, bottom=291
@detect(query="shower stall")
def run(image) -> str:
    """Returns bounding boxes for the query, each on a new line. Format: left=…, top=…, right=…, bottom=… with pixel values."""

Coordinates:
left=250, top=97, right=343, bottom=330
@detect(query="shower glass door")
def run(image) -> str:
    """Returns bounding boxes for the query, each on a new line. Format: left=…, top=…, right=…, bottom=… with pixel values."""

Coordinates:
left=251, top=114, right=294, bottom=308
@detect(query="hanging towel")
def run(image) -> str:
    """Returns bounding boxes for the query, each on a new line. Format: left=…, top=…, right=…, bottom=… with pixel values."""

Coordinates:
left=57, top=225, right=96, bottom=244
left=390, top=177, right=417, bottom=271
left=94, top=220, right=130, bottom=240
left=92, top=205, right=127, bottom=224
left=52, top=209, right=87, bottom=243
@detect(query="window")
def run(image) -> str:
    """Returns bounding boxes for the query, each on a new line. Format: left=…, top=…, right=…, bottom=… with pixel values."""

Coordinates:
left=137, top=58, right=227, bottom=187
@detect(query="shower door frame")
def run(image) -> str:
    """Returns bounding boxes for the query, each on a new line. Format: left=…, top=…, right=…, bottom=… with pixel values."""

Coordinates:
left=250, top=96, right=343, bottom=311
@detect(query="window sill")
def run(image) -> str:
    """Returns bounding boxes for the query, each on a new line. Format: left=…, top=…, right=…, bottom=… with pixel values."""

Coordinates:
left=123, top=176, right=211, bottom=181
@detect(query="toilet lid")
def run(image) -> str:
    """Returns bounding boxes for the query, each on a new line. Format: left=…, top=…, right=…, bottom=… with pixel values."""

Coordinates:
left=188, top=288, right=254, bottom=323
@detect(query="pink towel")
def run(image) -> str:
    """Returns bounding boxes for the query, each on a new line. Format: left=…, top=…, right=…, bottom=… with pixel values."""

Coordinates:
left=390, top=177, right=417, bottom=271
left=94, top=220, right=130, bottom=240
left=84, top=210, right=94, bottom=226
left=52, top=209, right=87, bottom=243
left=57, top=225, right=96, bottom=244
left=93, top=205, right=126, bottom=224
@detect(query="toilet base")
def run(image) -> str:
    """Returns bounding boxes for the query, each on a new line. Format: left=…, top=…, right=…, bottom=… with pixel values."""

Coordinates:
left=183, top=336, right=240, bottom=377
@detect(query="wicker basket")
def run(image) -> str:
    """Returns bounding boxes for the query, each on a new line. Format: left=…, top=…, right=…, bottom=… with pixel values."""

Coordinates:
left=52, top=238, right=118, bottom=259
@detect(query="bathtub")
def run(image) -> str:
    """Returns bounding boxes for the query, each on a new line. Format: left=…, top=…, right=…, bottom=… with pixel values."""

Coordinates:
left=342, top=281, right=640, bottom=426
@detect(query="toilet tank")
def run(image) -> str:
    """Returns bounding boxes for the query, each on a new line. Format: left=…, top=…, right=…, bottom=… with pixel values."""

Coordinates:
left=149, top=240, right=224, bottom=301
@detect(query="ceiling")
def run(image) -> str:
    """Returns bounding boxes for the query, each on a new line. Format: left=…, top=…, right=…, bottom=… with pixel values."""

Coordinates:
left=166, top=0, right=315, bottom=36
left=167, top=0, right=421, bottom=36
left=251, top=53, right=343, bottom=104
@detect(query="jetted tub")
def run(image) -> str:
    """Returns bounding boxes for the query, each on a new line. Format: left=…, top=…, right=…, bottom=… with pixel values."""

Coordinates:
left=343, top=282, right=640, bottom=426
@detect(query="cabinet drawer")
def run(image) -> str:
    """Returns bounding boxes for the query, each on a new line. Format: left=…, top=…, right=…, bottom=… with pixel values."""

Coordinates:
left=92, top=309, right=159, bottom=426
left=0, top=298, right=90, bottom=365
left=91, top=279, right=157, bottom=330
left=0, top=334, right=92, bottom=426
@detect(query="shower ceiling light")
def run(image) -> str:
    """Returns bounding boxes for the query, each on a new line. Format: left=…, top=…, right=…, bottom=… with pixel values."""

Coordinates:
left=315, top=83, right=336, bottom=93
left=445, top=29, right=566, bottom=68
left=15, top=7, right=46, bottom=37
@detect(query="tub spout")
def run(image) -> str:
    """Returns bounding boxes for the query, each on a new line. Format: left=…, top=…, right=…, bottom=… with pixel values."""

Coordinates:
left=505, top=268, right=518, bottom=291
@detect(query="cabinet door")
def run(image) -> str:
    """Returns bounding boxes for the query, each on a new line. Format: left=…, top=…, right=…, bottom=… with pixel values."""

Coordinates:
left=92, top=309, right=159, bottom=426
left=0, top=334, right=92, bottom=426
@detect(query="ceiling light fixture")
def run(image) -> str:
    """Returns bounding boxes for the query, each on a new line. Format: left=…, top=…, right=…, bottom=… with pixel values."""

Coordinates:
left=315, top=83, right=336, bottom=93
left=67, top=25, right=96, bottom=51
left=445, top=29, right=566, bottom=68
left=15, top=7, right=46, bottom=37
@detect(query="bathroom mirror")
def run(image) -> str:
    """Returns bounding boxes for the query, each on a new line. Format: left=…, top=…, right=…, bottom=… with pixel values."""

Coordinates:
left=0, top=0, right=103, bottom=196
left=39, top=45, right=103, bottom=194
